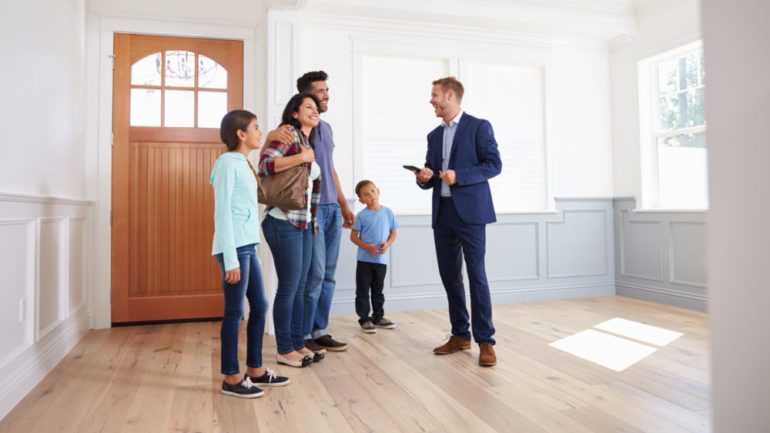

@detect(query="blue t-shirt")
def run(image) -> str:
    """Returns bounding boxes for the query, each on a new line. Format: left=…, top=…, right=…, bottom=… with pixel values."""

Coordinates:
left=314, top=120, right=338, bottom=205
left=352, top=206, right=399, bottom=265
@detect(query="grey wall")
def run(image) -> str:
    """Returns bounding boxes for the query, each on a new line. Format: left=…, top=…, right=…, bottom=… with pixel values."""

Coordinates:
left=330, top=198, right=617, bottom=315
left=614, top=198, right=707, bottom=311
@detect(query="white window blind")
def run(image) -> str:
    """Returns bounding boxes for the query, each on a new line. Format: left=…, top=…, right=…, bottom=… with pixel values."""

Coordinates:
left=361, top=56, right=447, bottom=214
left=462, top=62, right=546, bottom=212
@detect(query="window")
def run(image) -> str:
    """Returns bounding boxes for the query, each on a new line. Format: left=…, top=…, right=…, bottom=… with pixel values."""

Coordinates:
left=640, top=42, right=707, bottom=209
left=129, top=51, right=228, bottom=128
left=360, top=56, right=546, bottom=214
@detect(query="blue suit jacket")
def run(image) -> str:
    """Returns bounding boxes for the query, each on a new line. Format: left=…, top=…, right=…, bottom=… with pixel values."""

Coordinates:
left=419, top=112, right=502, bottom=228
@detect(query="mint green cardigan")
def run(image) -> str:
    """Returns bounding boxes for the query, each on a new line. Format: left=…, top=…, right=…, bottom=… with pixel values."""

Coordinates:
left=210, top=152, right=260, bottom=271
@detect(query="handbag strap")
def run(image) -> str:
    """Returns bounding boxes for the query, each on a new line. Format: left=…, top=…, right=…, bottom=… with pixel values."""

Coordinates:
left=245, top=158, right=267, bottom=199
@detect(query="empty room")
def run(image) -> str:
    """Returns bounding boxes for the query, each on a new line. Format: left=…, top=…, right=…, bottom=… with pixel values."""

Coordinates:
left=0, top=0, right=766, bottom=432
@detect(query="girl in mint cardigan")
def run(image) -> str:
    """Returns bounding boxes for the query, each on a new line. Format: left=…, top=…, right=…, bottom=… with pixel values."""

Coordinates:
left=211, top=109, right=289, bottom=398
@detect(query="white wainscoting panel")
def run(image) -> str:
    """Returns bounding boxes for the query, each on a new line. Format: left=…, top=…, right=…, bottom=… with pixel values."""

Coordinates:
left=69, top=217, right=88, bottom=310
left=331, top=198, right=616, bottom=315
left=0, top=219, right=35, bottom=369
left=0, top=194, right=92, bottom=421
left=614, top=198, right=707, bottom=311
left=38, top=218, right=66, bottom=338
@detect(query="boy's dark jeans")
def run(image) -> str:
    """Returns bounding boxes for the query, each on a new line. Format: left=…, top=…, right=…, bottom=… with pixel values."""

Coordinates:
left=355, top=261, right=387, bottom=325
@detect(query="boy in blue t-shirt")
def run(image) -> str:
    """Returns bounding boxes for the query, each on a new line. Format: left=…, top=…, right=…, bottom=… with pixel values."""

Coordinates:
left=350, top=180, right=399, bottom=333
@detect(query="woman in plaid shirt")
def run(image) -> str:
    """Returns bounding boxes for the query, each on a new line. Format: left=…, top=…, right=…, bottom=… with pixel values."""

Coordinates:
left=259, top=93, right=323, bottom=368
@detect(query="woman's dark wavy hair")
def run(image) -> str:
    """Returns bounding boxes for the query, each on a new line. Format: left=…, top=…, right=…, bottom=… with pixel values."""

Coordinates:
left=280, top=93, right=321, bottom=144
left=219, top=109, right=257, bottom=151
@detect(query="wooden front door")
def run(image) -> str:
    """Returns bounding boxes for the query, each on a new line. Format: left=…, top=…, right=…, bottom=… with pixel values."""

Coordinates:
left=112, top=34, right=243, bottom=323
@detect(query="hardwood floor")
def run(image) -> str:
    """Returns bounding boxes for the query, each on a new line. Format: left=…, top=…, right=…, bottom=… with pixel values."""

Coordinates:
left=0, top=296, right=711, bottom=433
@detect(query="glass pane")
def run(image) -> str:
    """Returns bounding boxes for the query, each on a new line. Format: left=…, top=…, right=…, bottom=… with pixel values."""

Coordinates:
left=659, top=93, right=683, bottom=130
left=164, top=90, right=194, bottom=127
left=131, top=53, right=161, bottom=86
left=686, top=88, right=706, bottom=127
left=165, top=51, right=195, bottom=87
left=685, top=53, right=701, bottom=90
left=198, top=91, right=227, bottom=128
left=657, top=59, right=678, bottom=94
left=130, top=88, right=161, bottom=126
left=699, top=51, right=705, bottom=85
left=657, top=139, right=709, bottom=208
left=199, top=55, right=228, bottom=89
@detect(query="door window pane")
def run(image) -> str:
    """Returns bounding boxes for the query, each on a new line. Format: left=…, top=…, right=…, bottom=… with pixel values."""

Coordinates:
left=165, top=51, right=195, bottom=87
left=130, top=88, right=161, bottom=126
left=164, top=90, right=195, bottom=127
left=199, top=55, right=228, bottom=89
left=198, top=91, right=227, bottom=128
left=131, top=53, right=161, bottom=86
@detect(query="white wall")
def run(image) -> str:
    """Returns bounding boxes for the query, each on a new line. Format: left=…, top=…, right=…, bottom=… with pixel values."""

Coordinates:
left=0, top=0, right=88, bottom=199
left=610, top=0, right=701, bottom=202
left=703, top=0, right=770, bottom=431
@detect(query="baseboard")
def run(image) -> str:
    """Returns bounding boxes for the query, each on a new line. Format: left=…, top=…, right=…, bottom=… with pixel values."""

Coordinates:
left=0, top=306, right=90, bottom=420
left=616, top=281, right=707, bottom=312
left=330, top=281, right=616, bottom=315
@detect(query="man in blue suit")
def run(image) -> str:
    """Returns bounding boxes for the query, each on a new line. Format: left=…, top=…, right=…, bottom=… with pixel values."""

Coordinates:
left=415, top=77, right=502, bottom=367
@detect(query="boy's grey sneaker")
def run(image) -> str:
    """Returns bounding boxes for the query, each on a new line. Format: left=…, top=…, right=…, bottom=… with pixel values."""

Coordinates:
left=304, top=338, right=327, bottom=354
left=314, top=335, right=348, bottom=351
left=361, top=321, right=377, bottom=333
left=246, top=369, right=290, bottom=387
left=375, top=318, right=396, bottom=329
left=221, top=379, right=264, bottom=398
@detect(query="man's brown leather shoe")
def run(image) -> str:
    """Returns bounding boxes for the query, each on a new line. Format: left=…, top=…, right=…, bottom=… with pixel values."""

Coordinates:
left=478, top=343, right=496, bottom=367
left=433, top=335, right=471, bottom=355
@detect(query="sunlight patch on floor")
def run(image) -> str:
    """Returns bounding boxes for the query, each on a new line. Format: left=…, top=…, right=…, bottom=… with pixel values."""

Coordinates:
left=549, top=318, right=683, bottom=371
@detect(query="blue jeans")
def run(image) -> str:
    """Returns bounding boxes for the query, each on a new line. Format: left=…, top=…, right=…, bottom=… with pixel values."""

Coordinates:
left=262, top=215, right=313, bottom=354
left=214, top=244, right=268, bottom=375
left=303, top=204, right=342, bottom=339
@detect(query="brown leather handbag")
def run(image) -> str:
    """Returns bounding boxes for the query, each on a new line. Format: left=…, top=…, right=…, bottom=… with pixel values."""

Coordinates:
left=253, top=163, right=308, bottom=210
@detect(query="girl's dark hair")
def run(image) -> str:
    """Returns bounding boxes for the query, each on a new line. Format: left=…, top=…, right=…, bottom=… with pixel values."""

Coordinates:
left=219, top=109, right=257, bottom=151
left=280, top=93, right=321, bottom=144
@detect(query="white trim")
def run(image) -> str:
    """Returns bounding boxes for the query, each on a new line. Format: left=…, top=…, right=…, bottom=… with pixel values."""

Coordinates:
left=98, top=14, right=257, bottom=40
left=0, top=193, right=94, bottom=206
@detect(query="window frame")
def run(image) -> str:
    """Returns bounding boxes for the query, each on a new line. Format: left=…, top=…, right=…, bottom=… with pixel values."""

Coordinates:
left=639, top=41, right=707, bottom=210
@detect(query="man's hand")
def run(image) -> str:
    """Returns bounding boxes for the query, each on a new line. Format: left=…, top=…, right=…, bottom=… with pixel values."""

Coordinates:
left=265, top=125, right=294, bottom=145
left=341, top=206, right=355, bottom=229
left=225, top=268, right=241, bottom=284
left=417, top=167, right=434, bottom=183
left=439, top=169, right=457, bottom=185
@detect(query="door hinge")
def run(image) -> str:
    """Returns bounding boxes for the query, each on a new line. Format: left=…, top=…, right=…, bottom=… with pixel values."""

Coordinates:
left=110, top=211, right=113, bottom=226
left=111, top=132, right=114, bottom=147
left=108, top=53, right=115, bottom=70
